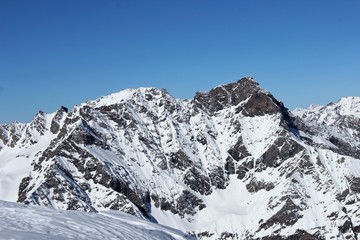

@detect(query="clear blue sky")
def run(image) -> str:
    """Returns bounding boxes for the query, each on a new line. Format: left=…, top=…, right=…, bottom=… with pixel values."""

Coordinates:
left=0, top=0, right=359, bottom=123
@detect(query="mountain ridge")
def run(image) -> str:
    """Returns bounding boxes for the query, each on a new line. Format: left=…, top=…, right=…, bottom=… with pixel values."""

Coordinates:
left=1, top=77, right=360, bottom=239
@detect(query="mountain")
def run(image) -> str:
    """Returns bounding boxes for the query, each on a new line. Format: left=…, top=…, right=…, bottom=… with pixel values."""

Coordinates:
left=0, top=200, right=191, bottom=240
left=293, top=97, right=360, bottom=159
left=1, top=77, right=360, bottom=239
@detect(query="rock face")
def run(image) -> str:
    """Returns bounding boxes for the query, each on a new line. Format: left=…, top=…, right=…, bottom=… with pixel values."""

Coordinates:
left=1, top=77, right=360, bottom=239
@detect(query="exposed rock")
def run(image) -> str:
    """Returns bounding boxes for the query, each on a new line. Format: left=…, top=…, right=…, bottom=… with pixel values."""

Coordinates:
left=236, top=159, right=253, bottom=179
left=259, top=198, right=302, bottom=231
left=175, top=190, right=206, bottom=217
left=183, top=167, right=212, bottom=195
left=241, top=92, right=279, bottom=117
left=50, top=106, right=68, bottom=134
left=169, top=150, right=193, bottom=171
left=193, top=77, right=262, bottom=115
left=260, top=137, right=304, bottom=169
left=349, top=177, right=360, bottom=193
left=151, top=190, right=205, bottom=217
left=227, top=137, right=251, bottom=162
left=246, top=178, right=275, bottom=192
left=224, top=156, right=236, bottom=174
left=259, top=230, right=324, bottom=240
left=30, top=111, right=47, bottom=135
left=209, top=166, right=228, bottom=189
left=17, top=176, right=31, bottom=203
left=0, top=125, right=9, bottom=146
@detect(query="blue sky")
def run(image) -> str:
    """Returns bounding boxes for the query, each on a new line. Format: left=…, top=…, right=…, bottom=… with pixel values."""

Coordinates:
left=0, top=0, right=359, bottom=123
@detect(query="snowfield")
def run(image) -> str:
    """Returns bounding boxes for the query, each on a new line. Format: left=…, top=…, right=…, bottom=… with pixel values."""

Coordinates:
left=0, top=200, right=192, bottom=240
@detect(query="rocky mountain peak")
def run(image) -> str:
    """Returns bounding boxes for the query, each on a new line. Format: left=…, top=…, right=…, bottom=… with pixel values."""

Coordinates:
left=193, top=77, right=289, bottom=120
left=28, top=111, right=48, bottom=136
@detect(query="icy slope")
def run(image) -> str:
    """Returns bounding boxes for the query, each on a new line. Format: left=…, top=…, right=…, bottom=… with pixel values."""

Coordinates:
left=0, top=200, right=191, bottom=240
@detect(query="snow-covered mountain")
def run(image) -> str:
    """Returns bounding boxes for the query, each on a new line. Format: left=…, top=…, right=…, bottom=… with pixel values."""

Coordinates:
left=1, top=77, right=360, bottom=239
left=293, top=97, right=360, bottom=125
left=0, top=200, right=191, bottom=240
left=293, top=97, right=360, bottom=160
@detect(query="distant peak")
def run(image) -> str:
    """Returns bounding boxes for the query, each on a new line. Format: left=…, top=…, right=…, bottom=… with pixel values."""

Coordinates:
left=86, top=87, right=173, bottom=108
left=338, top=96, right=360, bottom=104
left=309, top=104, right=321, bottom=110
left=293, top=96, right=360, bottom=121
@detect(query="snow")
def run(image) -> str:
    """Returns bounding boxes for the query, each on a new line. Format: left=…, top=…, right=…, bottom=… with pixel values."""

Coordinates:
left=293, top=95, right=360, bottom=159
left=0, top=147, right=32, bottom=201
left=195, top=175, right=248, bottom=234
left=89, top=88, right=137, bottom=107
left=348, top=157, right=360, bottom=177
left=337, top=96, right=360, bottom=117
left=153, top=170, right=292, bottom=239
left=0, top=112, right=58, bottom=202
left=293, top=96, right=360, bottom=125
left=0, top=200, right=192, bottom=240
left=87, top=87, right=167, bottom=108
left=239, top=115, right=280, bottom=160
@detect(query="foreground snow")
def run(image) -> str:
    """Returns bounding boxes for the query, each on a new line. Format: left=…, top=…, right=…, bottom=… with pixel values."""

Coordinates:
left=0, top=200, right=192, bottom=240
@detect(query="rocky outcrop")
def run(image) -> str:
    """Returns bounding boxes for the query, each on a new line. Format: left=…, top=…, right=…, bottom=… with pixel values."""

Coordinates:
left=259, top=198, right=303, bottom=231
left=0, top=123, right=25, bottom=148
left=193, top=77, right=275, bottom=116
left=50, top=106, right=68, bottom=134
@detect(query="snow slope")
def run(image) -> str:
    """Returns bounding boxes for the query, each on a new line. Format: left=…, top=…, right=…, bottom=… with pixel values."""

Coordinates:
left=0, top=200, right=192, bottom=240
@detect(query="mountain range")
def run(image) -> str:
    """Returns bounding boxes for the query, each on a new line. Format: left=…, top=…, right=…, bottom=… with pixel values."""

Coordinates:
left=1, top=77, right=360, bottom=239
